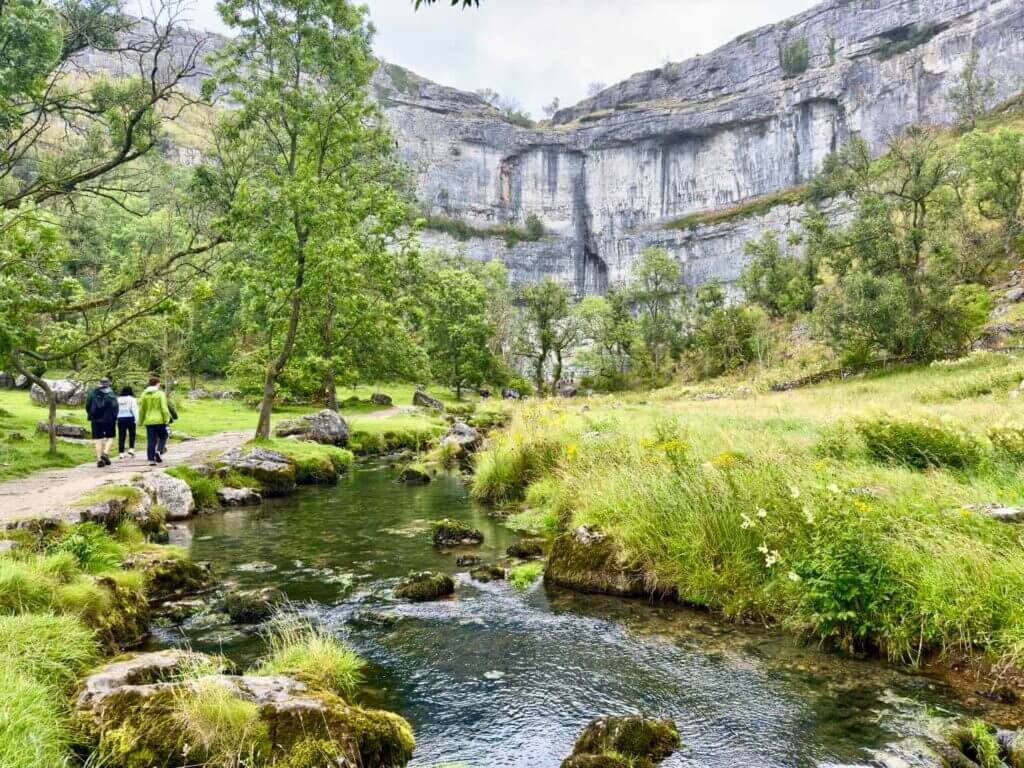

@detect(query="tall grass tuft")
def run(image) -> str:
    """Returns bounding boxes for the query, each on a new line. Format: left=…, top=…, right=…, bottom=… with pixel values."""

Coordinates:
left=856, top=415, right=983, bottom=470
left=0, top=613, right=99, bottom=692
left=0, top=664, right=71, bottom=768
left=175, top=678, right=270, bottom=768
left=254, top=613, right=365, bottom=700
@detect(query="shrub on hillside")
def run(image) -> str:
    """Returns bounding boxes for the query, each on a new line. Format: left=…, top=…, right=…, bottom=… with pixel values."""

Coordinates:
left=813, top=422, right=861, bottom=460
left=987, top=423, right=1024, bottom=465
left=780, top=39, right=811, bottom=78
left=856, top=415, right=982, bottom=470
left=738, top=232, right=816, bottom=318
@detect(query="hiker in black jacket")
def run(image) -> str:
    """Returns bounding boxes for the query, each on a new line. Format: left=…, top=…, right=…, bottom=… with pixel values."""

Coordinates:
left=85, top=377, right=119, bottom=468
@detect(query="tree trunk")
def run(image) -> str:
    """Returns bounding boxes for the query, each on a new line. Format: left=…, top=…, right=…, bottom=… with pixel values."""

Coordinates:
left=553, top=350, right=563, bottom=393
left=533, top=354, right=545, bottom=396
left=321, top=294, right=338, bottom=411
left=12, top=352, right=56, bottom=454
left=256, top=241, right=307, bottom=440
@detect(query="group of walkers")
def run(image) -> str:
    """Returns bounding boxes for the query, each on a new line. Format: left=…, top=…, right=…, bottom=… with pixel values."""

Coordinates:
left=84, top=376, right=178, bottom=468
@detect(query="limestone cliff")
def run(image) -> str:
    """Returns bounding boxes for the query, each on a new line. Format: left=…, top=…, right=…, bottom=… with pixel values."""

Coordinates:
left=377, top=0, right=1024, bottom=294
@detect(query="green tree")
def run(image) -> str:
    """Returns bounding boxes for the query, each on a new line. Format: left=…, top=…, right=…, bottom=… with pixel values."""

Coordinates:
left=206, top=0, right=391, bottom=438
left=423, top=258, right=500, bottom=399
left=960, top=128, right=1024, bottom=259
left=685, top=282, right=768, bottom=378
left=517, top=278, right=574, bottom=394
left=947, top=45, right=995, bottom=131
left=574, top=289, right=635, bottom=390
left=630, top=247, right=681, bottom=379
left=738, top=232, right=817, bottom=317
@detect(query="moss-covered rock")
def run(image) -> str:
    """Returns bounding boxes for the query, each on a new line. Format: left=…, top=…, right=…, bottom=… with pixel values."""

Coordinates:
left=506, top=538, right=546, bottom=559
left=562, top=716, right=680, bottom=768
left=398, top=463, right=432, bottom=485
left=91, top=576, right=150, bottom=652
left=432, top=518, right=484, bottom=547
left=77, top=653, right=415, bottom=768
left=218, top=446, right=297, bottom=497
left=545, top=526, right=645, bottom=598
left=470, top=564, right=506, bottom=583
left=75, top=487, right=167, bottom=542
left=125, top=550, right=214, bottom=604
left=221, top=586, right=287, bottom=624
left=394, top=571, right=455, bottom=602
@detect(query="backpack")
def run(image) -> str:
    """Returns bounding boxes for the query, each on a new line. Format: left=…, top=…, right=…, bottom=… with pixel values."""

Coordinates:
left=87, top=388, right=117, bottom=422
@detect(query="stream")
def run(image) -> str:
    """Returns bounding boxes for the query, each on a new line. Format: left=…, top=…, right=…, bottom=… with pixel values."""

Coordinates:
left=154, top=464, right=970, bottom=768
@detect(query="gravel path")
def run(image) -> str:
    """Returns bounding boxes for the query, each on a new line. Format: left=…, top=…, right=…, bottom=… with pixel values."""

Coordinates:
left=0, top=431, right=250, bottom=527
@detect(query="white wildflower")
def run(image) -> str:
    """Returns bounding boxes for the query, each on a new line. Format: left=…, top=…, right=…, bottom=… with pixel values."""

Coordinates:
left=803, top=506, right=815, bottom=525
left=765, top=550, right=780, bottom=568
left=757, top=543, right=769, bottom=555
left=756, top=507, right=768, bottom=519
left=827, top=483, right=840, bottom=494
left=788, top=570, right=801, bottom=582
left=789, top=485, right=801, bottom=499
left=740, top=513, right=755, bottom=530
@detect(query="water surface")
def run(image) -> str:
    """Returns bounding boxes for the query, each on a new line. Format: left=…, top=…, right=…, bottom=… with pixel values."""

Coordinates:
left=161, top=466, right=966, bottom=768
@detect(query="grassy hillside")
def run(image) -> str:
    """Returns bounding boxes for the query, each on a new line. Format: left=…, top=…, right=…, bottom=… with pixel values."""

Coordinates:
left=474, top=349, right=1024, bottom=672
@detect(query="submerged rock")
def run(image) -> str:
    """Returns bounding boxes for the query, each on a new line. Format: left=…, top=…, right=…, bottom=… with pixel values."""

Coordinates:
left=219, top=446, right=297, bottom=497
left=506, top=538, right=546, bottom=560
left=398, top=464, right=432, bottom=485
left=432, top=518, right=484, bottom=548
left=76, top=651, right=415, bottom=768
left=216, top=486, right=262, bottom=507
left=470, top=564, right=506, bottom=583
left=273, top=409, right=349, bottom=446
left=562, top=716, right=681, bottom=768
left=221, top=586, right=287, bottom=624
left=545, top=526, right=645, bottom=598
left=394, top=571, right=455, bottom=602
left=455, top=555, right=482, bottom=567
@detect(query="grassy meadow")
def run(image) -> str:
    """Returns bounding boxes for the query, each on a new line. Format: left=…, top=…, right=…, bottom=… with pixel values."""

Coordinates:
left=475, top=350, right=1024, bottom=670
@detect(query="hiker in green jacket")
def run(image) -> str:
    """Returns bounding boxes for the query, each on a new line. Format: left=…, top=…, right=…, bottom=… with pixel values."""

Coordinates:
left=138, top=376, right=172, bottom=466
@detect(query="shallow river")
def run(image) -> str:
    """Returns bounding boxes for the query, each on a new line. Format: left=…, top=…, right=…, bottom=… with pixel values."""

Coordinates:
left=157, top=464, right=969, bottom=768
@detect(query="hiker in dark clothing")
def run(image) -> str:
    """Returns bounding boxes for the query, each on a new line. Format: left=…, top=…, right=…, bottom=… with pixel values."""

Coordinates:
left=85, top=377, right=119, bottom=467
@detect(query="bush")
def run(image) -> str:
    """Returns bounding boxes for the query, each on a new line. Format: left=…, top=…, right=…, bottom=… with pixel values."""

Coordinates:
left=856, top=415, right=983, bottom=470
left=987, top=423, right=1024, bottom=464
left=254, top=615, right=365, bottom=700
left=780, top=38, right=810, bottom=78
left=508, top=561, right=544, bottom=591
left=48, top=522, right=126, bottom=573
left=813, top=422, right=860, bottom=460
left=738, top=233, right=816, bottom=317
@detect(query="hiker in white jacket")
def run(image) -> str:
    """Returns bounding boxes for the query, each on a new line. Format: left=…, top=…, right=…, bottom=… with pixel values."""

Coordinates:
left=116, top=386, right=139, bottom=459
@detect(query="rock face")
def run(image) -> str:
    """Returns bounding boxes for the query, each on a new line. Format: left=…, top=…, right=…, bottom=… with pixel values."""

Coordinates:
left=30, top=379, right=85, bottom=406
left=76, top=651, right=416, bottom=768
left=375, top=0, right=1024, bottom=295
left=545, top=526, right=645, bottom=597
left=562, top=716, right=681, bottom=768
left=274, top=409, right=349, bottom=446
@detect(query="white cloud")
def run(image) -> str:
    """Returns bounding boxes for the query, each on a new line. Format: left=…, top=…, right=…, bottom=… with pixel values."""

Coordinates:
left=172, top=0, right=821, bottom=116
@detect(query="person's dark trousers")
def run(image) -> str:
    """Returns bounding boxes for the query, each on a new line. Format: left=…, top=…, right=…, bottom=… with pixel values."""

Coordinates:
left=117, top=417, right=136, bottom=454
left=145, top=424, right=168, bottom=462
left=157, top=427, right=169, bottom=456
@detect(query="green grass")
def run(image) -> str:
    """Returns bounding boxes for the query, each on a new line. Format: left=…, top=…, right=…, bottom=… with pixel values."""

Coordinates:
left=0, top=613, right=99, bottom=692
left=0, top=664, right=71, bottom=768
left=665, top=186, right=810, bottom=231
left=175, top=678, right=270, bottom=768
left=475, top=352, right=1024, bottom=669
left=508, top=561, right=544, bottom=591
left=0, top=390, right=92, bottom=480
left=349, top=412, right=447, bottom=455
left=254, top=614, right=365, bottom=700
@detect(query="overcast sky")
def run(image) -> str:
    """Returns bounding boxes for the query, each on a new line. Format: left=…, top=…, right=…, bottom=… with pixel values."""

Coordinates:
left=177, top=0, right=821, bottom=116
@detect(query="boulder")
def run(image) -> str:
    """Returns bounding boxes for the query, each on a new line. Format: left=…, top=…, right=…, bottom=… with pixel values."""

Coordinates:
left=0, top=371, right=15, bottom=389
left=506, top=538, right=546, bottom=559
left=30, top=378, right=85, bottom=406
left=221, top=586, right=287, bottom=624
left=502, top=388, right=522, bottom=400
left=14, top=374, right=28, bottom=389
left=5, top=431, right=25, bottom=443
left=187, top=388, right=209, bottom=399
left=217, top=486, right=262, bottom=507
left=370, top=392, right=394, bottom=406
left=75, top=651, right=416, bottom=768
left=545, top=526, right=645, bottom=597
left=470, top=564, right=506, bottom=583
left=219, top=446, right=297, bottom=497
left=412, top=389, right=445, bottom=411
left=273, top=409, right=349, bottom=446
left=125, top=551, right=214, bottom=604
left=558, top=383, right=579, bottom=398
left=76, top=490, right=166, bottom=541
left=398, top=464, right=432, bottom=485
left=964, top=503, right=1024, bottom=523
left=36, top=421, right=87, bottom=439
left=562, top=716, right=681, bottom=768
left=141, top=472, right=195, bottom=521
left=89, top=576, right=151, bottom=652
left=440, top=421, right=483, bottom=454
left=455, top=555, right=482, bottom=567
left=394, top=571, right=455, bottom=602
left=432, top=518, right=484, bottom=547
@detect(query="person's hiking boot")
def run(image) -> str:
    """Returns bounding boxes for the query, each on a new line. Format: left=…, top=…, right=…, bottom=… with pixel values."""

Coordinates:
left=117, top=454, right=125, bottom=461
left=128, top=449, right=135, bottom=458
left=97, top=459, right=105, bottom=468
left=101, top=454, right=111, bottom=466
left=148, top=461, right=157, bottom=466
left=154, top=453, right=162, bottom=463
